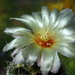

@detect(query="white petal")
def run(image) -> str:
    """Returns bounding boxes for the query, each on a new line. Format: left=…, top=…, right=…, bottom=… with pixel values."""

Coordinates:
left=21, top=14, right=40, bottom=29
left=11, top=48, right=21, bottom=57
left=41, top=6, right=50, bottom=28
left=6, top=69, right=9, bottom=75
left=49, top=8, right=58, bottom=31
left=54, top=9, right=74, bottom=29
left=59, top=8, right=72, bottom=20
left=65, top=42, right=75, bottom=54
left=58, top=15, right=74, bottom=28
left=4, top=27, right=29, bottom=34
left=4, top=27, right=33, bottom=38
left=13, top=51, right=24, bottom=64
left=56, top=28, right=74, bottom=36
left=15, top=37, right=34, bottom=48
left=32, top=12, right=43, bottom=28
left=10, top=17, right=39, bottom=32
left=39, top=48, right=54, bottom=74
left=26, top=44, right=42, bottom=66
left=66, top=35, right=75, bottom=42
left=64, top=20, right=75, bottom=29
left=64, top=25, right=75, bottom=35
left=53, top=44, right=75, bottom=58
left=55, top=13, right=75, bottom=29
left=51, top=52, right=60, bottom=73
left=59, top=47, right=75, bottom=58
left=2, top=39, right=17, bottom=52
left=21, top=14, right=36, bottom=23
left=56, top=34, right=75, bottom=43
left=22, top=44, right=36, bottom=62
left=3, top=36, right=34, bottom=52
left=50, top=8, right=58, bottom=24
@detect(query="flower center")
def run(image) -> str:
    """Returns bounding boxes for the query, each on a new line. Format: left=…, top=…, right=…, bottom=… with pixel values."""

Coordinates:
left=35, top=29, right=54, bottom=47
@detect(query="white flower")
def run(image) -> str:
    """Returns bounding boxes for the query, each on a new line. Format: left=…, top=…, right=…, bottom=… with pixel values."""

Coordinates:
left=3, top=6, right=75, bottom=74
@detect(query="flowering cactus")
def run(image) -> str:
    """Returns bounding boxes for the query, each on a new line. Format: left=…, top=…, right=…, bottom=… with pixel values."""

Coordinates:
left=3, top=6, right=75, bottom=75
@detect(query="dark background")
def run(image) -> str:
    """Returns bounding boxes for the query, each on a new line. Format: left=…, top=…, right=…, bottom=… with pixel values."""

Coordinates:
left=0, top=0, right=75, bottom=75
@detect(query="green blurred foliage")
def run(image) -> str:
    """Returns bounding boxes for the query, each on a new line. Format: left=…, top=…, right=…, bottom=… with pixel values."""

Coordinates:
left=0, top=0, right=75, bottom=75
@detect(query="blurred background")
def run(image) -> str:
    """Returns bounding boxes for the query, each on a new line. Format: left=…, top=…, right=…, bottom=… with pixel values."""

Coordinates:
left=0, top=0, right=75, bottom=75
